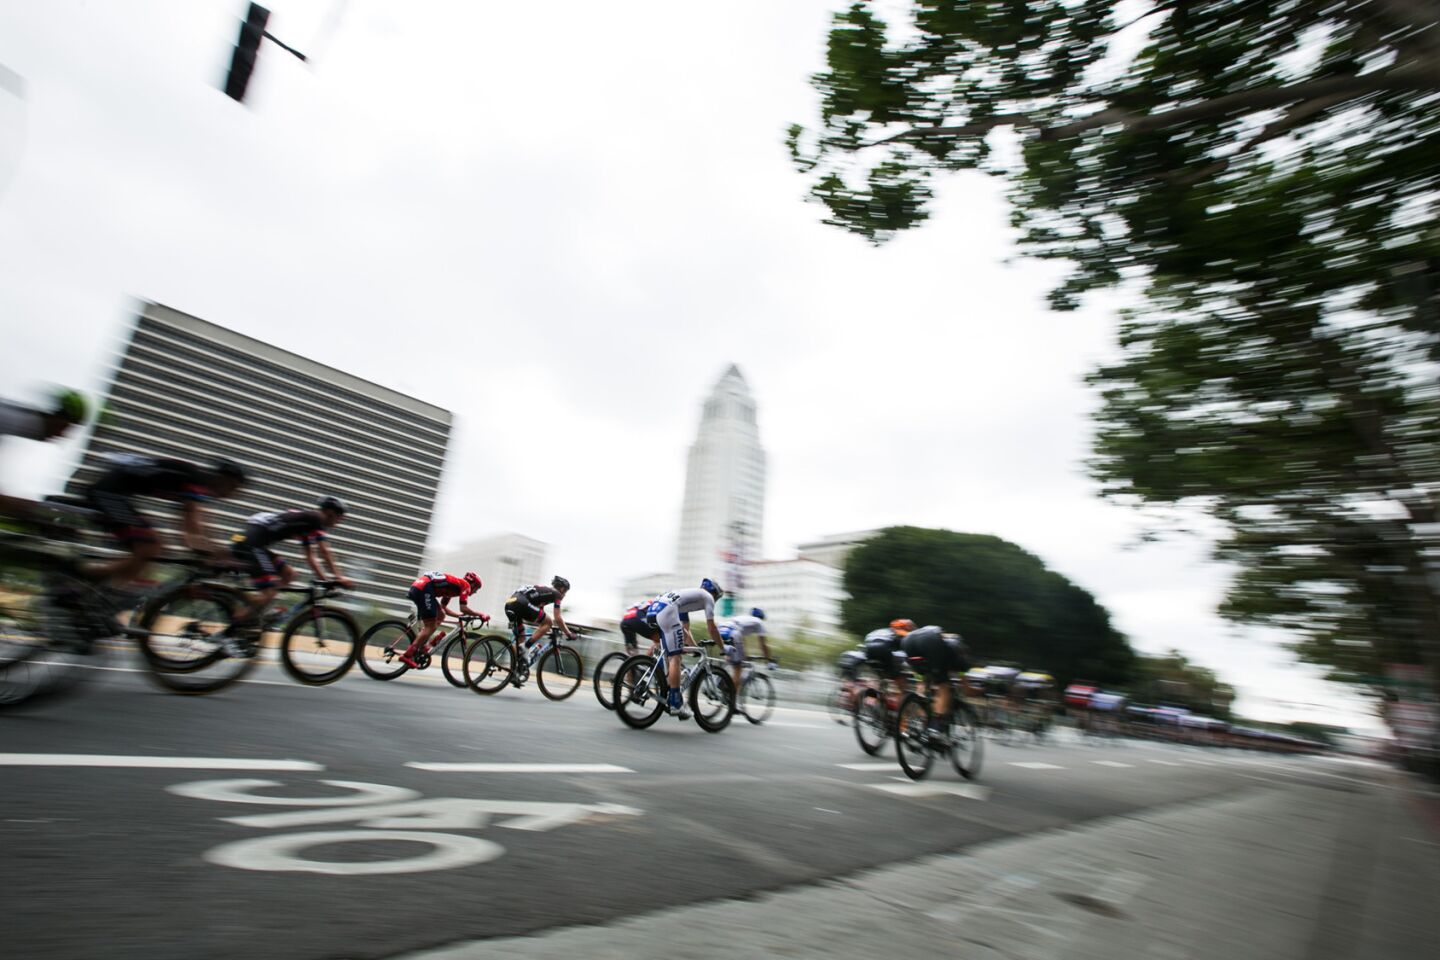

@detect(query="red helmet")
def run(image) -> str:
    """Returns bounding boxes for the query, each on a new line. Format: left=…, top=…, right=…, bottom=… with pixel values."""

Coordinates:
left=463, top=572, right=482, bottom=591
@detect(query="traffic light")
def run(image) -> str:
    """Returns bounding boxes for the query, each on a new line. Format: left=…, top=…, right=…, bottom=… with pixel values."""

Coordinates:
left=223, top=3, right=270, bottom=103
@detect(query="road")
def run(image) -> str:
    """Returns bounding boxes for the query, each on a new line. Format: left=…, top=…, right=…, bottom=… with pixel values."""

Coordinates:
left=3, top=657, right=1438, bottom=960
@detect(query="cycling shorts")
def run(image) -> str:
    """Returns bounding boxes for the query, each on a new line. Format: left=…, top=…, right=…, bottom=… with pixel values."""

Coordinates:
left=619, top=612, right=658, bottom=650
left=231, top=540, right=290, bottom=589
left=653, top=602, right=687, bottom=658
left=84, top=487, right=157, bottom=546
left=902, top=628, right=967, bottom=682
left=504, top=595, right=544, bottom=626
left=408, top=585, right=442, bottom=622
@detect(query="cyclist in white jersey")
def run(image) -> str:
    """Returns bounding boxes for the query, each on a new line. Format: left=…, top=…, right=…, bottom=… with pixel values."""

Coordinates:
left=720, top=608, right=774, bottom=695
left=646, top=578, right=724, bottom=719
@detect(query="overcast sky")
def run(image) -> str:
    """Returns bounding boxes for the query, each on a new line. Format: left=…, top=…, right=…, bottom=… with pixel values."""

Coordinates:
left=0, top=0, right=1384, bottom=732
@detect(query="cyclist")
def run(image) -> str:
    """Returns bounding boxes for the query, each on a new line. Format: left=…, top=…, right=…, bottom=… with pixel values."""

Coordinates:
left=900, top=625, right=971, bottom=732
left=229, top=496, right=355, bottom=632
left=646, top=578, right=724, bottom=719
left=504, top=576, right=575, bottom=652
left=862, top=617, right=915, bottom=703
left=403, top=570, right=488, bottom=668
left=719, top=606, right=774, bottom=694
left=619, top=597, right=661, bottom=655
left=81, top=453, right=247, bottom=587
left=0, top=388, right=88, bottom=521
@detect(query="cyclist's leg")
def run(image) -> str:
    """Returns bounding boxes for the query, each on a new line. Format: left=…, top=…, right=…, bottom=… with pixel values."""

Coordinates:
left=402, top=587, right=440, bottom=663
left=232, top=543, right=280, bottom=625
left=655, top=607, right=687, bottom=712
left=84, top=490, right=161, bottom=587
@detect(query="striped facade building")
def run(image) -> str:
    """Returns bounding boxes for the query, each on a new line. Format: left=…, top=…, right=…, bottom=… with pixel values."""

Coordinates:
left=65, top=302, right=451, bottom=611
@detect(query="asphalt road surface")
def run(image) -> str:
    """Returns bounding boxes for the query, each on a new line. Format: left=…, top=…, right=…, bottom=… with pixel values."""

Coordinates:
left=2, top=657, right=1436, bottom=960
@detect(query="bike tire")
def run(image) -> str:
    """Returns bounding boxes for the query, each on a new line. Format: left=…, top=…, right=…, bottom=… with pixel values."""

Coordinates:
left=591, top=650, right=630, bottom=710
left=689, top=666, right=735, bottom=733
left=137, top=582, right=257, bottom=695
left=537, top=644, right=583, bottom=701
left=894, top=693, right=935, bottom=781
left=613, top=654, right=664, bottom=729
left=949, top=700, right=984, bottom=780
left=465, top=637, right=513, bottom=695
left=853, top=688, right=889, bottom=755
left=0, top=569, right=99, bottom=710
left=740, top=670, right=776, bottom=725
left=279, top=608, right=359, bottom=686
left=440, top=635, right=471, bottom=688
left=357, top=620, right=413, bottom=680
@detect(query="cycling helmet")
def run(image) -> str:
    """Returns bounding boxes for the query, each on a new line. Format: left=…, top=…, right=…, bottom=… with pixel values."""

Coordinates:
left=700, top=577, right=724, bottom=600
left=50, top=387, right=88, bottom=424
left=551, top=575, right=570, bottom=592
left=211, top=459, right=248, bottom=485
left=889, top=618, right=916, bottom=635
left=750, top=607, right=765, bottom=620
left=318, top=495, right=347, bottom=516
left=464, top=571, right=482, bottom=591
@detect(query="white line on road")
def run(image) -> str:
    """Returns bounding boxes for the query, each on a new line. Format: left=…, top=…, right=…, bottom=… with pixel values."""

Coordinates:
left=405, top=762, right=634, bottom=774
left=1147, top=759, right=1182, bottom=766
left=1009, top=762, right=1064, bottom=770
left=1092, top=760, right=1134, bottom=768
left=872, top=782, right=990, bottom=801
left=0, top=754, right=323, bottom=771
left=835, top=762, right=897, bottom=770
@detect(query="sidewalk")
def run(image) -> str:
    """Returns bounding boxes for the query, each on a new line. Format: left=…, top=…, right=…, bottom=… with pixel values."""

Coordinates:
left=396, top=769, right=1440, bottom=960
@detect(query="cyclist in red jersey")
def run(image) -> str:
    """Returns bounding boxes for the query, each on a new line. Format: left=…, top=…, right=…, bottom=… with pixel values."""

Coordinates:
left=403, top=570, right=488, bottom=668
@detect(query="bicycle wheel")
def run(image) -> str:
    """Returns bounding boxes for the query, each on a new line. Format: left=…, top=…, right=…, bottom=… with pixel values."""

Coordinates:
left=591, top=650, right=630, bottom=710
left=853, top=688, right=889, bottom=755
left=137, top=583, right=257, bottom=695
left=465, top=637, right=513, bottom=694
left=949, top=700, right=984, bottom=780
left=0, top=570, right=97, bottom=709
left=440, top=635, right=472, bottom=688
left=280, top=608, right=359, bottom=686
left=357, top=620, right=413, bottom=680
left=537, top=644, right=583, bottom=701
left=613, top=654, right=664, bottom=729
left=689, top=665, right=735, bottom=733
left=894, top=693, right=935, bottom=781
left=739, top=670, right=776, bottom=725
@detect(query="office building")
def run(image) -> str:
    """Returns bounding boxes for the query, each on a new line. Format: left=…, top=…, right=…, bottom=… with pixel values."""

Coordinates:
left=428, top=533, right=547, bottom=605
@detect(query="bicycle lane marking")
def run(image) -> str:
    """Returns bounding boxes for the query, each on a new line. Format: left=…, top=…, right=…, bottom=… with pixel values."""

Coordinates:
left=406, top=763, right=633, bottom=774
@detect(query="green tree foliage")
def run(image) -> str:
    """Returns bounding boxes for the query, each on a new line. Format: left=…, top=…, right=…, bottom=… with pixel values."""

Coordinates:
left=795, top=2, right=1440, bottom=693
left=841, top=526, right=1135, bottom=685
left=1131, top=649, right=1236, bottom=719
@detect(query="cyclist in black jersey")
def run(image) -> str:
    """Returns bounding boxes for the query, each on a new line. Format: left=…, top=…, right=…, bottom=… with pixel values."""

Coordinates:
left=230, top=496, right=354, bottom=629
left=901, top=625, right=971, bottom=729
left=82, top=453, right=246, bottom=587
left=503, top=576, right=575, bottom=649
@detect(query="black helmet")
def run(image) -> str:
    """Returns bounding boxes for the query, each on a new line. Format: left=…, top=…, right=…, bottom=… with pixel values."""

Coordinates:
left=551, top=575, right=570, bottom=592
left=211, top=459, right=247, bottom=485
left=318, top=495, right=347, bottom=516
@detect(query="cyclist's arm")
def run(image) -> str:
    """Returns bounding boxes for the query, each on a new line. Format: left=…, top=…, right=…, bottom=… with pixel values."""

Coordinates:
left=704, top=617, right=720, bottom=646
left=301, top=541, right=328, bottom=581
left=553, top=605, right=574, bottom=638
left=758, top=632, right=773, bottom=662
left=179, top=502, right=223, bottom=556
left=313, top=540, right=353, bottom=587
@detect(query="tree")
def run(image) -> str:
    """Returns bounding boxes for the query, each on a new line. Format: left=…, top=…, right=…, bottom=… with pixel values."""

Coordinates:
left=1131, top=649, right=1236, bottom=719
left=841, top=526, right=1135, bottom=685
left=793, top=2, right=1440, bottom=695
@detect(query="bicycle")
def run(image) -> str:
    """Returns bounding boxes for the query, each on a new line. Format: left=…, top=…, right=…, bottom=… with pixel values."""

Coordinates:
left=892, top=680, right=984, bottom=781
left=610, top=641, right=735, bottom=733
left=463, top=621, right=584, bottom=701
left=270, top=580, right=359, bottom=685
left=735, top=658, right=776, bottom=725
left=593, top=642, right=649, bottom=710
left=852, top=674, right=911, bottom=756
left=357, top=613, right=490, bottom=688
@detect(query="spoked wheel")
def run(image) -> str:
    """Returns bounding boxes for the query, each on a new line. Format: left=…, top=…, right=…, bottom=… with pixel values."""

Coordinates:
left=137, top=583, right=257, bottom=695
left=739, top=670, right=776, bottom=725
left=440, top=635, right=472, bottom=688
left=536, top=644, right=583, bottom=701
left=591, top=650, right=631, bottom=710
left=464, top=638, right=513, bottom=695
left=0, top=571, right=99, bottom=710
left=357, top=620, right=413, bottom=680
left=949, top=701, right=984, bottom=780
left=613, top=654, right=664, bottom=729
left=690, top=666, right=735, bottom=733
left=853, top=688, right=889, bottom=755
left=894, top=693, right=936, bottom=781
left=279, top=609, right=359, bottom=686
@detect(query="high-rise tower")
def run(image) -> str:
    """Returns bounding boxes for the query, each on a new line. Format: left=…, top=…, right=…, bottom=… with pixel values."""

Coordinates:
left=675, top=365, right=766, bottom=593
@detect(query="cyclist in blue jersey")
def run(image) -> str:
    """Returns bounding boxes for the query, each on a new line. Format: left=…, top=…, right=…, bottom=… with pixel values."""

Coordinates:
left=646, top=578, right=724, bottom=719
